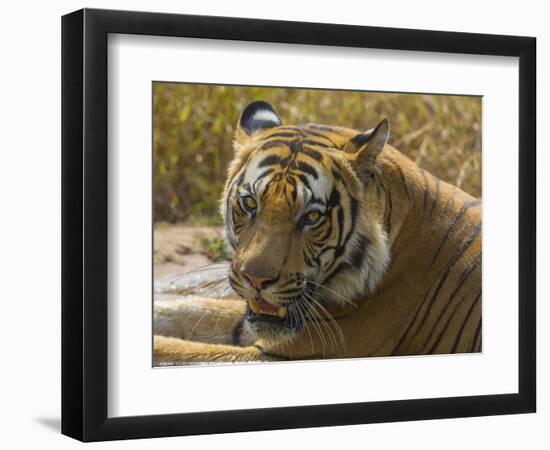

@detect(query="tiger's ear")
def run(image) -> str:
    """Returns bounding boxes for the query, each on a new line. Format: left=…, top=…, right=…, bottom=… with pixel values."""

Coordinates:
left=346, top=119, right=389, bottom=182
left=236, top=101, right=282, bottom=140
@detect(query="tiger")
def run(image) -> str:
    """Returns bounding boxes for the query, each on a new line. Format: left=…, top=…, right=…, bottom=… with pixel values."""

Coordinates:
left=153, top=100, right=482, bottom=364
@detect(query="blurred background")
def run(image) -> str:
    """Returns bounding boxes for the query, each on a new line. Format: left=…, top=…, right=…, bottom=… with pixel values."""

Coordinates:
left=153, top=82, right=481, bottom=278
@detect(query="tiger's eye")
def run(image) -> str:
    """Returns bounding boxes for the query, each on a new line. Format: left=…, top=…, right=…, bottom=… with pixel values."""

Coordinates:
left=241, top=195, right=257, bottom=212
left=304, top=210, right=322, bottom=224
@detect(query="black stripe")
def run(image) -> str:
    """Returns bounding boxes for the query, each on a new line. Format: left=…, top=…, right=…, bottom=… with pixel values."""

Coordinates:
left=279, top=278, right=296, bottom=289
left=307, top=124, right=339, bottom=132
left=318, top=216, right=333, bottom=242
left=472, top=318, right=482, bottom=352
left=426, top=293, right=467, bottom=354
left=393, top=223, right=482, bottom=355
left=421, top=169, right=430, bottom=211
left=258, top=154, right=286, bottom=168
left=301, top=146, right=323, bottom=161
left=263, top=131, right=300, bottom=139
left=295, top=173, right=312, bottom=190
left=278, top=286, right=303, bottom=295
left=231, top=320, right=244, bottom=346
left=378, top=183, right=392, bottom=235
left=422, top=254, right=481, bottom=351
left=253, top=345, right=292, bottom=361
left=428, top=177, right=441, bottom=218
left=303, top=129, right=340, bottom=146
left=429, top=199, right=482, bottom=267
left=296, top=161, right=319, bottom=179
left=331, top=168, right=344, bottom=184
left=392, top=292, right=431, bottom=356
left=290, top=184, right=298, bottom=202
left=350, top=234, right=369, bottom=267
left=342, top=195, right=359, bottom=250
left=451, top=292, right=481, bottom=353
left=323, top=261, right=353, bottom=285
left=309, top=216, right=329, bottom=233
left=335, top=208, right=345, bottom=249
left=273, top=126, right=304, bottom=132
left=388, top=156, right=412, bottom=200
left=260, top=139, right=292, bottom=151
left=225, top=171, right=245, bottom=248
left=331, top=160, right=353, bottom=191
left=301, top=138, right=329, bottom=148
left=386, top=188, right=393, bottom=235
left=413, top=224, right=482, bottom=337
left=256, top=168, right=275, bottom=181
left=228, top=272, right=244, bottom=289
left=323, top=195, right=359, bottom=277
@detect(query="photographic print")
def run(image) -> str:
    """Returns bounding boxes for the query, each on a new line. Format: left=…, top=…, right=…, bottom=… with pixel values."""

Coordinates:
left=152, top=83, right=482, bottom=366
left=61, top=10, right=535, bottom=439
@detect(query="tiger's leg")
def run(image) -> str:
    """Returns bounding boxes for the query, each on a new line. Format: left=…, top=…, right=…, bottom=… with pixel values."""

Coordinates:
left=153, top=297, right=331, bottom=363
left=153, top=336, right=274, bottom=364
left=154, top=296, right=254, bottom=346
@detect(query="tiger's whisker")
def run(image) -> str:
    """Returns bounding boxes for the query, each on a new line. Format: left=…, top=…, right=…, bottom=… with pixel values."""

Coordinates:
left=307, top=292, right=347, bottom=350
left=303, top=292, right=346, bottom=351
left=188, top=309, right=210, bottom=340
left=292, top=302, right=315, bottom=353
left=166, top=277, right=230, bottom=297
left=306, top=280, right=357, bottom=307
left=306, top=300, right=339, bottom=353
left=299, top=296, right=332, bottom=355
left=164, top=263, right=229, bottom=283
left=298, top=297, right=327, bottom=354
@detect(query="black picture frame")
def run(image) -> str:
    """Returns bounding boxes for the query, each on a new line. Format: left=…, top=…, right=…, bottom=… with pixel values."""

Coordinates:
left=61, top=8, right=536, bottom=442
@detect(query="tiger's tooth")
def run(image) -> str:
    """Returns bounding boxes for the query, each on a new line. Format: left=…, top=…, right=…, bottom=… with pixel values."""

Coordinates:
left=277, top=306, right=287, bottom=319
left=249, top=297, right=261, bottom=314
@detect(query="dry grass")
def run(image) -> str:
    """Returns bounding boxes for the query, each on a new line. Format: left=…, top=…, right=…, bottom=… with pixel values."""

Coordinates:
left=153, top=82, right=481, bottom=223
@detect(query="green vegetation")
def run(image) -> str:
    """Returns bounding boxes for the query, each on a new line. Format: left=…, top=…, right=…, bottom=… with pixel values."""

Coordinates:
left=198, top=236, right=231, bottom=262
left=154, top=83, right=481, bottom=223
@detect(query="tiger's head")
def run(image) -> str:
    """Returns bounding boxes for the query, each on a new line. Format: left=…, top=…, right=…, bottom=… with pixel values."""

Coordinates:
left=221, top=101, right=391, bottom=343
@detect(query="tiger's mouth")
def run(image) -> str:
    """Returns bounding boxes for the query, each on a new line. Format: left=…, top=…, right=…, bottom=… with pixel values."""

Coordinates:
left=244, top=295, right=305, bottom=338
left=247, top=296, right=287, bottom=320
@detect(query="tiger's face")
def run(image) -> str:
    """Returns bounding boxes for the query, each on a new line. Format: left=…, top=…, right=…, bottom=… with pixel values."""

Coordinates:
left=221, top=101, right=391, bottom=342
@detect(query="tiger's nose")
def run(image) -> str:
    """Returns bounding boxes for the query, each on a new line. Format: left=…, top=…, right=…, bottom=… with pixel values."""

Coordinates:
left=242, top=271, right=274, bottom=290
